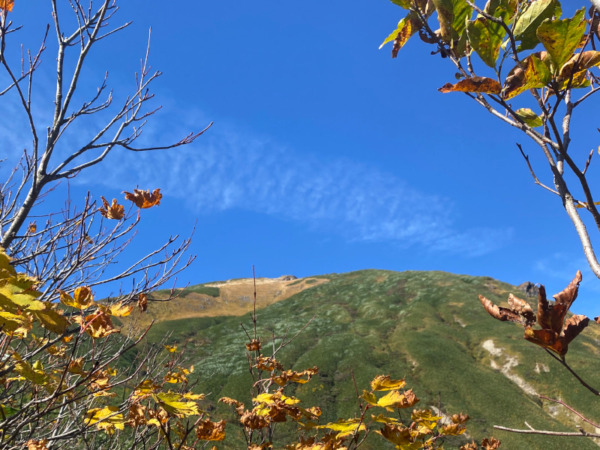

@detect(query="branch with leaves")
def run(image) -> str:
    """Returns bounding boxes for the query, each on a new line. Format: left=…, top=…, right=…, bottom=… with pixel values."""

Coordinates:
left=383, top=0, right=600, bottom=279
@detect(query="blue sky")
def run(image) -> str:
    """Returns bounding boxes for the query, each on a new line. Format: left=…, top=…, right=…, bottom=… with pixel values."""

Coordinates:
left=3, top=0, right=600, bottom=315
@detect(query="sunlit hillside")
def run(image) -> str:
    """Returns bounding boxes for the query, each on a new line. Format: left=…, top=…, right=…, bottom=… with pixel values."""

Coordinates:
left=130, top=270, right=600, bottom=449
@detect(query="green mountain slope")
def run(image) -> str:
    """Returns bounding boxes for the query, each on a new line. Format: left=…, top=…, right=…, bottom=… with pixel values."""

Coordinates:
left=142, top=270, right=600, bottom=449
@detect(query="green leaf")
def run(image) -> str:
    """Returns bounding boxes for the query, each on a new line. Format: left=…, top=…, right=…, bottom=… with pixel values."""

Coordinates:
left=433, top=0, right=472, bottom=45
left=484, top=0, right=518, bottom=21
left=513, top=0, right=561, bottom=51
left=467, top=16, right=506, bottom=67
left=537, top=8, right=586, bottom=73
left=515, top=108, right=543, bottom=127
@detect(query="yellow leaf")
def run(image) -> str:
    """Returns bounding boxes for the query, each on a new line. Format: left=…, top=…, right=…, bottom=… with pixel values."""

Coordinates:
left=0, top=311, right=31, bottom=335
left=84, top=406, right=125, bottom=434
left=132, top=380, right=160, bottom=400
left=108, top=302, right=133, bottom=317
left=376, top=389, right=420, bottom=411
left=361, top=390, right=378, bottom=406
left=59, top=287, right=94, bottom=310
left=12, top=353, right=48, bottom=386
left=371, top=413, right=401, bottom=424
left=32, top=305, right=70, bottom=334
left=370, top=375, right=406, bottom=391
left=319, top=418, right=366, bottom=438
left=155, top=392, right=201, bottom=417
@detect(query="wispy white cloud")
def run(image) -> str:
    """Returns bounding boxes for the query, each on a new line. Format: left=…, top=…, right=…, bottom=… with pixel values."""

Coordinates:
left=70, top=110, right=512, bottom=256
left=0, top=90, right=511, bottom=257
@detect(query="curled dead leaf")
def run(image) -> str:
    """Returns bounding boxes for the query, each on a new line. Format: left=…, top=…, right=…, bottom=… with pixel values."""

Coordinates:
left=99, top=197, right=125, bottom=220
left=481, top=437, right=501, bottom=449
left=451, top=413, right=469, bottom=424
left=246, top=339, right=261, bottom=352
left=123, top=189, right=162, bottom=208
left=137, top=293, right=148, bottom=312
left=479, top=295, right=523, bottom=323
left=561, top=314, right=589, bottom=348
left=196, top=419, right=226, bottom=441
left=481, top=272, right=588, bottom=356
left=240, top=410, right=270, bottom=429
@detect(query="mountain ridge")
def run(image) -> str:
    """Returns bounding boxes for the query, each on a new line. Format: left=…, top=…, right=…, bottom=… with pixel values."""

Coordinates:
left=133, top=269, right=600, bottom=448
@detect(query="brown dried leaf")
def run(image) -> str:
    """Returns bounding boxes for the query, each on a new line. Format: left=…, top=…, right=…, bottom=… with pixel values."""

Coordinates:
left=481, top=437, right=501, bottom=449
left=137, top=293, right=147, bottom=312
left=451, top=413, right=469, bottom=424
left=196, top=419, right=226, bottom=441
left=536, top=271, right=583, bottom=335
left=507, top=293, right=536, bottom=325
left=123, top=189, right=162, bottom=208
left=99, top=197, right=125, bottom=220
left=460, top=443, right=478, bottom=450
left=524, top=327, right=564, bottom=355
left=559, top=51, right=600, bottom=79
left=246, top=339, right=261, bottom=352
left=536, top=285, right=551, bottom=330
left=439, top=77, right=502, bottom=94
left=240, top=410, right=270, bottom=429
left=553, top=271, right=582, bottom=311
left=561, top=314, right=589, bottom=347
left=479, top=295, right=522, bottom=323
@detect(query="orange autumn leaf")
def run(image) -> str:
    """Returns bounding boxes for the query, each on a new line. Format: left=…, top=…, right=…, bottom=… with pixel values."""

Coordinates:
left=137, top=293, right=147, bottom=312
left=99, top=196, right=125, bottom=220
left=196, top=419, right=226, bottom=441
left=0, top=0, right=14, bottom=12
left=438, top=76, right=501, bottom=94
left=246, top=339, right=261, bottom=352
left=75, top=310, right=119, bottom=338
left=26, top=440, right=48, bottom=450
left=272, top=367, right=318, bottom=386
left=123, top=188, right=162, bottom=208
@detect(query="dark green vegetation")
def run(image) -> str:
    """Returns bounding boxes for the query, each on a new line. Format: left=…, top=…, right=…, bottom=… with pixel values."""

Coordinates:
left=144, top=270, right=600, bottom=449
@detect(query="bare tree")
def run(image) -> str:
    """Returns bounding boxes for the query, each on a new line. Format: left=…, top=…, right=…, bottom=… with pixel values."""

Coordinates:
left=0, top=1, right=213, bottom=448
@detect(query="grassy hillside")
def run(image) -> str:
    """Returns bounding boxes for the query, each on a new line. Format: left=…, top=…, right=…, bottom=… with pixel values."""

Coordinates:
left=137, top=270, right=600, bottom=449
